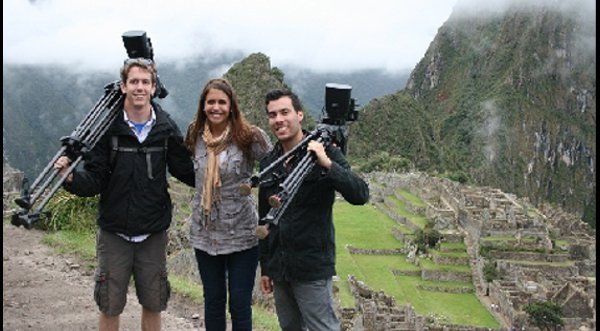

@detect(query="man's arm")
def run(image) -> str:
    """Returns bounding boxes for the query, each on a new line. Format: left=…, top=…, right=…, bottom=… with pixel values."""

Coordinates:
left=166, top=132, right=195, bottom=187
left=308, top=140, right=369, bottom=205
left=57, top=135, right=112, bottom=197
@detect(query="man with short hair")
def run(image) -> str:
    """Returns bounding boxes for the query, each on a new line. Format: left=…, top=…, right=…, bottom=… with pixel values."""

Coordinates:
left=54, top=58, right=194, bottom=331
left=258, top=89, right=369, bottom=331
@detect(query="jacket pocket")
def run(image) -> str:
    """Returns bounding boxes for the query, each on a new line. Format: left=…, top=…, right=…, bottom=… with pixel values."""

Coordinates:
left=226, top=150, right=244, bottom=176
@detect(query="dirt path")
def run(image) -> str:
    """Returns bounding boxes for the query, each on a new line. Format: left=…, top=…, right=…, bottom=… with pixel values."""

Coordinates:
left=3, top=221, right=204, bottom=330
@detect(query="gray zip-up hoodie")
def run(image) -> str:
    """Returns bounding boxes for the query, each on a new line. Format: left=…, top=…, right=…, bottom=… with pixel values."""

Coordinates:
left=190, top=128, right=272, bottom=255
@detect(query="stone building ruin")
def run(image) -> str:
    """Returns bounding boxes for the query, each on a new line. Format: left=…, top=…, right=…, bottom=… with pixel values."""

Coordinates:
left=340, top=172, right=595, bottom=331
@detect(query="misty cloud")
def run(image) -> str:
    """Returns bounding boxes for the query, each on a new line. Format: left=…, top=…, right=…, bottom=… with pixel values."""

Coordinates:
left=4, top=0, right=456, bottom=74
left=477, top=99, right=502, bottom=163
left=452, top=0, right=595, bottom=19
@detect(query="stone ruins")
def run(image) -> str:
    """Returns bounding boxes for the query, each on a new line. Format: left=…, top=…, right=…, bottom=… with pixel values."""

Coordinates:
left=340, top=172, right=595, bottom=331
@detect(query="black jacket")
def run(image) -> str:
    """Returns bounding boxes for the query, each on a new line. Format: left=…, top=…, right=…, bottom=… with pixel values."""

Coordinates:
left=258, top=136, right=369, bottom=281
left=65, top=103, right=194, bottom=235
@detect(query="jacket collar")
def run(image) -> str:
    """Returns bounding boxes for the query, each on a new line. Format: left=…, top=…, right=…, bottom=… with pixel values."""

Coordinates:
left=107, top=101, right=172, bottom=137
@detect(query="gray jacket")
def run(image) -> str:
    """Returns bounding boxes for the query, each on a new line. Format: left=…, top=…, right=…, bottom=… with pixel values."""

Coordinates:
left=190, top=128, right=272, bottom=255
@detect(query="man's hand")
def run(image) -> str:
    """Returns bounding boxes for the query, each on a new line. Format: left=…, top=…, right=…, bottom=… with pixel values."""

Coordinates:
left=260, top=276, right=273, bottom=294
left=307, top=140, right=332, bottom=169
left=53, top=156, right=73, bottom=183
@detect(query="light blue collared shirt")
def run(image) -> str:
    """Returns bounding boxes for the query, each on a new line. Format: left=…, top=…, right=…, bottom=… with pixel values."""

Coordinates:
left=123, top=107, right=156, bottom=143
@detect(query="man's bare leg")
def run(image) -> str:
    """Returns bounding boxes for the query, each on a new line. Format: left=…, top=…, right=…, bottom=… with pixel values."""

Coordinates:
left=99, top=312, right=119, bottom=331
left=141, top=308, right=161, bottom=331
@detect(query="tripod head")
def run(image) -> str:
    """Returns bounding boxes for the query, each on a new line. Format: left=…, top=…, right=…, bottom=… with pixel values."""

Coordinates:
left=322, top=83, right=359, bottom=125
left=319, top=83, right=358, bottom=155
left=121, top=30, right=168, bottom=99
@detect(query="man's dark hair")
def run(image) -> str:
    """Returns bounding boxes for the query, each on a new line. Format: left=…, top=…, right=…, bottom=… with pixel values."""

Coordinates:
left=265, top=89, right=303, bottom=113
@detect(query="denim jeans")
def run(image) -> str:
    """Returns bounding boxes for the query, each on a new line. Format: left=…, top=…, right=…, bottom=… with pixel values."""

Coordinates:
left=194, top=246, right=259, bottom=331
left=273, top=278, right=340, bottom=331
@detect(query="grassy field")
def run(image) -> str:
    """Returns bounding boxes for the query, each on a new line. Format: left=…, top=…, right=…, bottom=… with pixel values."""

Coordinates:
left=397, top=188, right=427, bottom=207
left=440, top=242, right=467, bottom=251
left=386, top=196, right=429, bottom=229
left=334, top=201, right=500, bottom=327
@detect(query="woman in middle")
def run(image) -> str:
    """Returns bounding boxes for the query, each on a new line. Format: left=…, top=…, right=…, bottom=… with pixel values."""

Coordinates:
left=185, top=78, right=272, bottom=331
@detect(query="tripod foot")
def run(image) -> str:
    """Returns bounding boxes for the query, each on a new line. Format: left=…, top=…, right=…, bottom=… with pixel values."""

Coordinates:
left=10, top=212, right=43, bottom=230
left=14, top=197, right=31, bottom=210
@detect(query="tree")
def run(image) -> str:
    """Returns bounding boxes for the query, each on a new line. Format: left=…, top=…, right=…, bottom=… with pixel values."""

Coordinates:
left=482, top=259, right=498, bottom=282
left=581, top=194, right=595, bottom=229
left=414, top=221, right=442, bottom=253
left=524, top=301, right=564, bottom=331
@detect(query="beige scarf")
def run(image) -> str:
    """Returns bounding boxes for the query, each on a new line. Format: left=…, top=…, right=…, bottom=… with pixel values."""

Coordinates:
left=201, top=123, right=231, bottom=217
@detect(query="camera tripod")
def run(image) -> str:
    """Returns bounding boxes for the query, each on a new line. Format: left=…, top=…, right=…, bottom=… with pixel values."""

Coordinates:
left=11, top=30, right=166, bottom=229
left=240, top=124, right=340, bottom=239
left=11, top=82, right=123, bottom=228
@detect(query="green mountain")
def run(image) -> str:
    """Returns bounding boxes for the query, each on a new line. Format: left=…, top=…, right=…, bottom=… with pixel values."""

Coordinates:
left=350, top=2, right=596, bottom=226
left=224, top=53, right=295, bottom=134
left=2, top=66, right=113, bottom=179
left=223, top=53, right=320, bottom=140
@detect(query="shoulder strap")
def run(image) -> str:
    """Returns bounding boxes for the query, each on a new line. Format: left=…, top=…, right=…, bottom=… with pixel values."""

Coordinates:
left=109, top=135, right=169, bottom=178
left=110, top=136, right=138, bottom=162
left=110, top=136, right=118, bottom=168
left=163, top=135, right=168, bottom=158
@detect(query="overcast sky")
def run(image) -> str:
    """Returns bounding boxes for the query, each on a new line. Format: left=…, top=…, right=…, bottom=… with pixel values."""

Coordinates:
left=3, top=0, right=595, bottom=74
left=4, top=0, right=459, bottom=73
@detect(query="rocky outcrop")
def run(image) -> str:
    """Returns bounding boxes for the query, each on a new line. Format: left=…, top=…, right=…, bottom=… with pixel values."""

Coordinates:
left=3, top=154, right=24, bottom=216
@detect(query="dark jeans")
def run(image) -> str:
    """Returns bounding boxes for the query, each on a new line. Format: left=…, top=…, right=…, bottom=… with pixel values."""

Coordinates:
left=194, top=246, right=259, bottom=331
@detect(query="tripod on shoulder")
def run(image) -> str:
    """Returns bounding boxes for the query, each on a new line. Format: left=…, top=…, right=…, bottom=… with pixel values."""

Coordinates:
left=240, top=83, right=359, bottom=239
left=11, top=30, right=168, bottom=229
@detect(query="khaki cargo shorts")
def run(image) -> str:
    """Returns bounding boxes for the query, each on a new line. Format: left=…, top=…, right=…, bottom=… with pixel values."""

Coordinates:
left=94, top=229, right=171, bottom=316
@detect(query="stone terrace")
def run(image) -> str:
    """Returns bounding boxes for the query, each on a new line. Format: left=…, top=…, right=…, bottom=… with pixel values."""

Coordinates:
left=352, top=172, right=596, bottom=331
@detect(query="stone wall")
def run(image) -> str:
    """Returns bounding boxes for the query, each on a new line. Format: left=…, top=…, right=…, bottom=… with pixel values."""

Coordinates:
left=432, top=254, right=470, bottom=265
left=497, top=260, right=579, bottom=279
left=421, top=269, right=472, bottom=283
left=391, top=227, right=413, bottom=245
left=346, top=275, right=505, bottom=331
left=488, top=280, right=529, bottom=326
left=489, top=251, right=570, bottom=263
left=346, top=275, right=418, bottom=331
left=3, top=160, right=24, bottom=216
left=347, top=246, right=404, bottom=255
left=3, top=167, right=23, bottom=193
left=415, top=284, right=474, bottom=294
left=552, top=283, right=595, bottom=319
left=574, top=261, right=596, bottom=277
left=382, top=197, right=422, bottom=233
left=440, top=232, right=464, bottom=243
left=392, top=270, right=422, bottom=276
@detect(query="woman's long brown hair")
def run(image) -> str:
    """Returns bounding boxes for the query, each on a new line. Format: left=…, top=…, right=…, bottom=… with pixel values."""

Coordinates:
left=185, top=78, right=264, bottom=157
